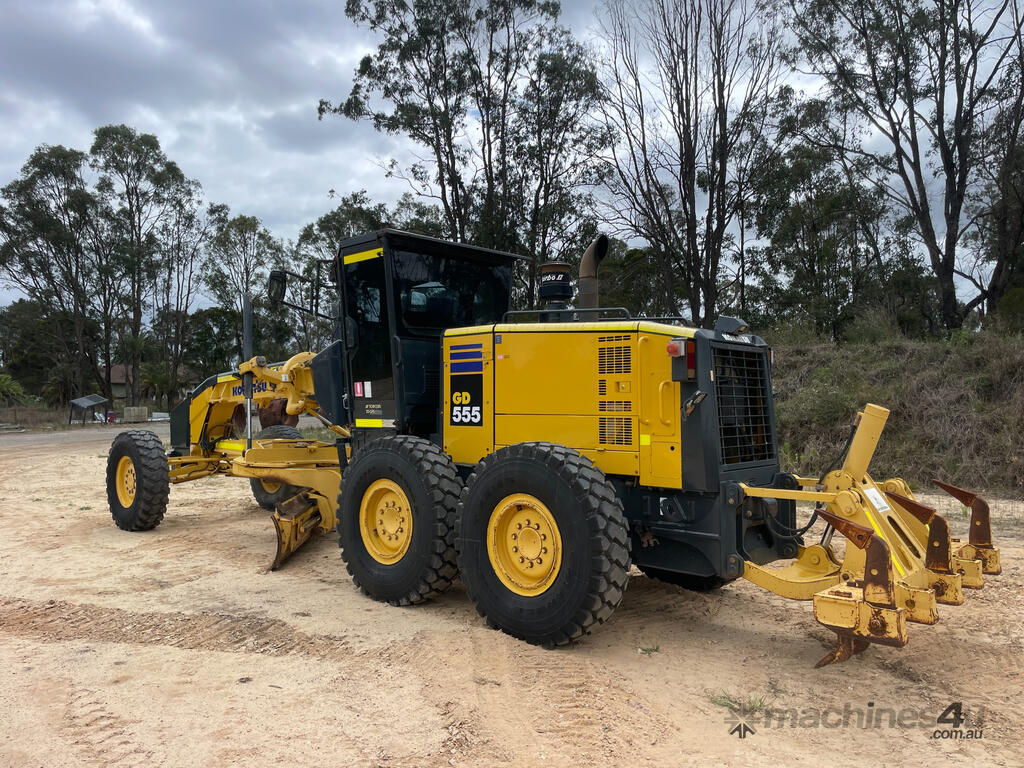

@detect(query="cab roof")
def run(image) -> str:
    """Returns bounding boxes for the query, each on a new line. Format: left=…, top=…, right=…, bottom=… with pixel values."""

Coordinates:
left=337, top=229, right=526, bottom=265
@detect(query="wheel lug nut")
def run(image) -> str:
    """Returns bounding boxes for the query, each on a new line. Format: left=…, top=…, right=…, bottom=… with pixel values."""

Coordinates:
left=511, top=533, right=517, bottom=540
left=527, top=561, right=534, bottom=568
left=541, top=533, right=547, bottom=540
left=519, top=556, right=525, bottom=563
left=516, top=523, right=522, bottom=530
left=536, top=558, right=542, bottom=565
left=512, top=546, right=518, bottom=553
left=541, top=547, right=547, bottom=554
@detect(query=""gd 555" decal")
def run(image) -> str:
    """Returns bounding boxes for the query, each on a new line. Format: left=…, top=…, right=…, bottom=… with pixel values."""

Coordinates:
left=450, top=373, right=483, bottom=427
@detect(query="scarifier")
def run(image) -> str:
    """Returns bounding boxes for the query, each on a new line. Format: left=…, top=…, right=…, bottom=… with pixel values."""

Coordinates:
left=105, top=229, right=1002, bottom=665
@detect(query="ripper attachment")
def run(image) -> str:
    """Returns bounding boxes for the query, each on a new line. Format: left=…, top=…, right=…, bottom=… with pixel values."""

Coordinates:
left=740, top=404, right=1002, bottom=666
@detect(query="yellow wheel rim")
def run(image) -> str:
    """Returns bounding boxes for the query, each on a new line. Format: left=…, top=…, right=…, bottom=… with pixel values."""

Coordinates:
left=487, top=493, right=562, bottom=597
left=115, top=455, right=137, bottom=507
left=260, top=479, right=282, bottom=493
left=359, top=479, right=413, bottom=565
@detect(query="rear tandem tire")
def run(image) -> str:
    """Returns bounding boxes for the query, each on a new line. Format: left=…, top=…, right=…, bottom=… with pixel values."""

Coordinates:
left=249, top=424, right=305, bottom=510
left=336, top=436, right=461, bottom=606
left=106, top=429, right=170, bottom=531
left=455, top=442, right=631, bottom=647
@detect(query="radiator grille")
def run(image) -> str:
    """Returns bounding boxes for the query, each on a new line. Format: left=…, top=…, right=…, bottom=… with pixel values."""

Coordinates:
left=712, top=346, right=775, bottom=464
left=598, top=334, right=630, bottom=343
left=598, top=345, right=631, bottom=375
left=598, top=417, right=632, bottom=445
left=598, top=379, right=607, bottom=396
left=598, top=400, right=631, bottom=412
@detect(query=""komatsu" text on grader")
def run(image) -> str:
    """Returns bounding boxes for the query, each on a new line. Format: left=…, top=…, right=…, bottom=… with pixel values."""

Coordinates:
left=106, top=230, right=1001, bottom=666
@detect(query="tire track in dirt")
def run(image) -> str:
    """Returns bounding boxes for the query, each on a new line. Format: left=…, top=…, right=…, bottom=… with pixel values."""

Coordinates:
left=63, top=684, right=153, bottom=767
left=379, top=631, right=680, bottom=765
left=0, top=596, right=349, bottom=659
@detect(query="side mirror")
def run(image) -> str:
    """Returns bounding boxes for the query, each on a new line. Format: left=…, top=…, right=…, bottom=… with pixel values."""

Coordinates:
left=268, top=270, right=287, bottom=304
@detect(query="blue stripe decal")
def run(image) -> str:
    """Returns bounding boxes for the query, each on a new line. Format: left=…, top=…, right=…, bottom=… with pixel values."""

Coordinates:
left=451, top=361, right=484, bottom=373
left=450, top=351, right=483, bottom=360
left=451, top=343, right=483, bottom=350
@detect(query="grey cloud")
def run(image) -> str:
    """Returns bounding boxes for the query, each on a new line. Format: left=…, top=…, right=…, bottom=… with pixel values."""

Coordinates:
left=0, top=0, right=601, bottom=258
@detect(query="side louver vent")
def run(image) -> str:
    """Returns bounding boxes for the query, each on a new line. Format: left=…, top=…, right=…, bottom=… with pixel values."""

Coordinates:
left=598, top=417, right=632, bottom=445
left=598, top=345, right=631, bottom=375
left=598, top=401, right=631, bottom=412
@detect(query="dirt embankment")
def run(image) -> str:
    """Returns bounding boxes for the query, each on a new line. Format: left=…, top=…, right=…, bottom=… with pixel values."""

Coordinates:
left=772, top=330, right=1024, bottom=498
left=0, top=428, right=1022, bottom=767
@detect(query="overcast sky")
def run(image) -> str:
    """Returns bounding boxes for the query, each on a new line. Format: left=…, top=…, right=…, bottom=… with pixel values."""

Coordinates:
left=0, top=0, right=601, bottom=304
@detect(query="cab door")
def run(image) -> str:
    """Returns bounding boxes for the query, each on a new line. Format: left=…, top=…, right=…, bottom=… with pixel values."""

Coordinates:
left=341, top=248, right=396, bottom=430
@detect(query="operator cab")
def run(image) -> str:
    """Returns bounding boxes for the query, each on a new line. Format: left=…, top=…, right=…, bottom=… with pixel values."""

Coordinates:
left=322, top=229, right=521, bottom=445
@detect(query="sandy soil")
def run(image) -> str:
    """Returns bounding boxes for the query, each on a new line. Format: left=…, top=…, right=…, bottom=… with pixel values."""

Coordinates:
left=0, top=426, right=1021, bottom=767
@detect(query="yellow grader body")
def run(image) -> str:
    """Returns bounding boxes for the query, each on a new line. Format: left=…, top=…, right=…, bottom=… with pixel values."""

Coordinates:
left=104, top=230, right=1002, bottom=666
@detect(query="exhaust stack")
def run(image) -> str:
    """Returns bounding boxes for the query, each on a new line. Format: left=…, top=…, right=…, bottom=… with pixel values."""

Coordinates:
left=577, top=234, right=609, bottom=309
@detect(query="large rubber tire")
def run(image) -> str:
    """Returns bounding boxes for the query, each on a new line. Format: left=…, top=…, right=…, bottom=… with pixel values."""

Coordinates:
left=337, top=436, right=461, bottom=606
left=249, top=424, right=305, bottom=510
left=637, top=566, right=725, bottom=592
left=455, top=442, right=630, bottom=647
left=106, top=429, right=170, bottom=531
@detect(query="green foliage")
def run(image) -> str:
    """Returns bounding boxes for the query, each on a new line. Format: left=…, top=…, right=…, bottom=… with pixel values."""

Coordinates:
left=841, top=309, right=903, bottom=345
left=994, top=286, right=1024, bottom=333
left=0, top=373, right=26, bottom=405
left=598, top=242, right=682, bottom=318
left=0, top=125, right=209, bottom=407
left=204, top=205, right=284, bottom=317
left=183, top=306, right=240, bottom=374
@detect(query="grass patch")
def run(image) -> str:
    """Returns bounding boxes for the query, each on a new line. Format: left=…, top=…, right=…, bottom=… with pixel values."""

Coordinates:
left=708, top=691, right=771, bottom=714
left=637, top=645, right=660, bottom=656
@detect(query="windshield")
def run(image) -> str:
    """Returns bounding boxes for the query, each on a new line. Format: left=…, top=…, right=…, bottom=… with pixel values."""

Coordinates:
left=392, top=249, right=512, bottom=336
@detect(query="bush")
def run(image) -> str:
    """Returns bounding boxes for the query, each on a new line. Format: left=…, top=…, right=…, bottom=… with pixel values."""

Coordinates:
left=0, top=373, right=26, bottom=406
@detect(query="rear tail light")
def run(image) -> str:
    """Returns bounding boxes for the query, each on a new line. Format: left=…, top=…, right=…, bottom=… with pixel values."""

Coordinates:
left=668, top=338, right=697, bottom=381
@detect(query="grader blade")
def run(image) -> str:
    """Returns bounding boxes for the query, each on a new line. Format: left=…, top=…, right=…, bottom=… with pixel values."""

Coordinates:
left=270, top=493, right=323, bottom=571
left=934, top=480, right=1002, bottom=575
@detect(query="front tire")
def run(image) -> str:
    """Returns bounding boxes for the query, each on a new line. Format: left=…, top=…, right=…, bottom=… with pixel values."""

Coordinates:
left=456, top=442, right=630, bottom=647
left=106, top=430, right=170, bottom=531
left=337, top=436, right=461, bottom=605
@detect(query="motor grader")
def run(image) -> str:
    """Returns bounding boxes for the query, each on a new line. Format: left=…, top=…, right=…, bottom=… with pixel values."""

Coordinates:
left=106, top=229, right=1001, bottom=666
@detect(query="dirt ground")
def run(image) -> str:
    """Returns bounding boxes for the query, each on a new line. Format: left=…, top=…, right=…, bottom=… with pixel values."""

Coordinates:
left=0, top=425, right=1022, bottom=767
